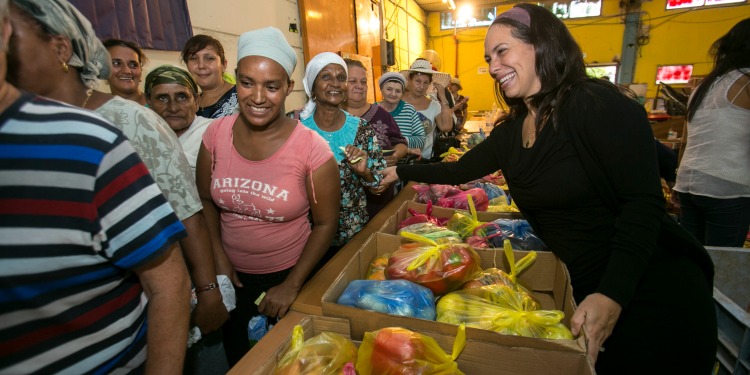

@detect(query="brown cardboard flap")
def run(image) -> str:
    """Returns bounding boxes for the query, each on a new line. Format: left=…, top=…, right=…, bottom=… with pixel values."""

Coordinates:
left=321, top=232, right=587, bottom=353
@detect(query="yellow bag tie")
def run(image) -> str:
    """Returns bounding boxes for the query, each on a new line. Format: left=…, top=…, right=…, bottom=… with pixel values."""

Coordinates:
left=400, top=232, right=450, bottom=271
left=503, top=239, right=537, bottom=284
left=451, top=323, right=467, bottom=361
left=439, top=146, right=467, bottom=158
left=290, top=324, right=304, bottom=350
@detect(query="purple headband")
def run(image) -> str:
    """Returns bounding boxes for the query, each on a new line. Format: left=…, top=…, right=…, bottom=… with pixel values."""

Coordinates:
left=496, top=7, right=531, bottom=28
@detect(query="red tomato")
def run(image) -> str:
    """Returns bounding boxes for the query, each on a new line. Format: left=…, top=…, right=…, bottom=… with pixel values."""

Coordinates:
left=370, top=328, right=425, bottom=375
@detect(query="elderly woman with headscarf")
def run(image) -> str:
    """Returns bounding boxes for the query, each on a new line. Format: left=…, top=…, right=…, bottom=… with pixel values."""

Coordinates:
left=298, top=52, right=387, bottom=256
left=195, top=27, right=340, bottom=366
left=6, top=0, right=231, bottom=364
left=376, top=71, right=426, bottom=153
left=145, top=65, right=213, bottom=175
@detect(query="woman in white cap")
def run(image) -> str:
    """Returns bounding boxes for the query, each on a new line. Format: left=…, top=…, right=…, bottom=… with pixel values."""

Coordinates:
left=401, top=58, right=455, bottom=161
left=377, top=71, right=426, bottom=154
left=195, top=28, right=340, bottom=365
left=299, top=52, right=387, bottom=256
left=449, top=76, right=469, bottom=128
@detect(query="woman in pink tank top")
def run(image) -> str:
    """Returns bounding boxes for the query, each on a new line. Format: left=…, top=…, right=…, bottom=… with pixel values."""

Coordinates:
left=195, top=27, right=340, bottom=366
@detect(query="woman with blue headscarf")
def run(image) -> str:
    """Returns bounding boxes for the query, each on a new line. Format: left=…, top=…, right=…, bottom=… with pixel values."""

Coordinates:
left=298, top=52, right=387, bottom=258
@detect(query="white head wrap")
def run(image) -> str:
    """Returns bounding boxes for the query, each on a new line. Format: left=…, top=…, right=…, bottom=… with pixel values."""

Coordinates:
left=237, top=27, right=297, bottom=78
left=300, top=52, right=347, bottom=119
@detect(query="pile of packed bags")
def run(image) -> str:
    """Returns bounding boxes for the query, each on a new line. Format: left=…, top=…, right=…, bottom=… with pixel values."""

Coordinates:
left=336, top=233, right=572, bottom=343
left=275, top=323, right=466, bottom=374
left=399, top=196, right=545, bottom=250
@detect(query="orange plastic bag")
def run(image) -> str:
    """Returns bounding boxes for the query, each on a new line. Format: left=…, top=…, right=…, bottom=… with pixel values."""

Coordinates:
left=356, top=325, right=466, bottom=375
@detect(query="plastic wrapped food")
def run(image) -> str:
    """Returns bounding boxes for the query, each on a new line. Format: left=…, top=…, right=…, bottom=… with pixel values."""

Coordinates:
left=356, top=325, right=466, bottom=375
left=398, top=201, right=442, bottom=229
left=463, top=239, right=537, bottom=296
left=398, top=222, right=461, bottom=241
left=337, top=279, right=436, bottom=320
left=413, top=184, right=460, bottom=205
left=365, top=253, right=390, bottom=280
left=445, top=194, right=494, bottom=240
left=386, top=232, right=482, bottom=296
left=485, top=219, right=547, bottom=250
left=275, top=325, right=357, bottom=375
left=437, top=188, right=489, bottom=211
left=436, top=285, right=572, bottom=340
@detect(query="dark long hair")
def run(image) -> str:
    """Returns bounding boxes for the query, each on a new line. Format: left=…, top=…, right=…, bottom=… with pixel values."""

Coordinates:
left=491, top=3, right=617, bottom=130
left=686, top=17, right=750, bottom=121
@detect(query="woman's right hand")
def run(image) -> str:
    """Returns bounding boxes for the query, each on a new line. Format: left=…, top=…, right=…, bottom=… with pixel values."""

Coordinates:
left=380, top=166, right=399, bottom=188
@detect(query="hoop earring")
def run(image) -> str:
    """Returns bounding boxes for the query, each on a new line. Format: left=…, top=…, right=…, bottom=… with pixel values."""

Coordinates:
left=62, top=61, right=69, bottom=73
left=311, top=95, right=317, bottom=101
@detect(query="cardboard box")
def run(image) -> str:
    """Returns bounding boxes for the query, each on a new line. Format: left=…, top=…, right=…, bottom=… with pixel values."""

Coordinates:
left=228, top=312, right=351, bottom=375
left=708, top=247, right=750, bottom=375
left=321, top=232, right=586, bottom=354
left=229, top=312, right=595, bottom=375
left=379, top=200, right=525, bottom=236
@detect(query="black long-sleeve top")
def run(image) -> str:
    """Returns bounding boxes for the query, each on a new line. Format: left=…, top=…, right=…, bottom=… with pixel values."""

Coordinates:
left=398, top=82, right=669, bottom=307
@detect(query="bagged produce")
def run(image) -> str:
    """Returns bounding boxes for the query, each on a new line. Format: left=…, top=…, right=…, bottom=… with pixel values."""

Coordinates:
left=365, top=253, right=390, bottom=280
left=397, top=222, right=461, bottom=241
left=386, top=232, right=482, bottom=296
left=436, top=187, right=489, bottom=211
left=275, top=325, right=357, bottom=375
left=356, top=325, right=466, bottom=375
left=337, top=279, right=436, bottom=320
left=436, top=284, right=572, bottom=340
left=398, top=200, right=442, bottom=229
left=462, top=239, right=536, bottom=297
left=485, top=219, right=546, bottom=250
left=446, top=194, right=498, bottom=240
left=414, top=184, right=460, bottom=205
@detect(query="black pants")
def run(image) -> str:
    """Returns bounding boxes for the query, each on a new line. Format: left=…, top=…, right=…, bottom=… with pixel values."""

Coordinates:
left=221, top=268, right=291, bottom=366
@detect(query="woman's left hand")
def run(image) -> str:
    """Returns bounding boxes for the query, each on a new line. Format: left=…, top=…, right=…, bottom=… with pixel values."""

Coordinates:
left=257, top=281, right=300, bottom=319
left=570, top=292, right=622, bottom=363
left=341, top=145, right=368, bottom=175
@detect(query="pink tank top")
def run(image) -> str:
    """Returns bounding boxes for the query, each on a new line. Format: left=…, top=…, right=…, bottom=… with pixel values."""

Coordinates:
left=202, top=115, right=333, bottom=273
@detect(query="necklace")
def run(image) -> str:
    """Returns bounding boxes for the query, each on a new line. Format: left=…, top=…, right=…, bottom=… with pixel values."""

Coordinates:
left=81, top=89, right=93, bottom=109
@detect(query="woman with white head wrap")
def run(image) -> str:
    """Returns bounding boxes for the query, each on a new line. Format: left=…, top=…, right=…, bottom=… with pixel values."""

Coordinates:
left=298, top=51, right=387, bottom=254
left=195, top=27, right=340, bottom=366
left=7, top=1, right=235, bottom=367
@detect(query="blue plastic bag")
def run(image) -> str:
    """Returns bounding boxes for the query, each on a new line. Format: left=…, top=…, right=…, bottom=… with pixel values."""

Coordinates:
left=337, top=279, right=436, bottom=320
left=485, top=219, right=547, bottom=250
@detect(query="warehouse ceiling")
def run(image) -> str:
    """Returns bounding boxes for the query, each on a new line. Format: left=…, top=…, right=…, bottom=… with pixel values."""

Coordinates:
left=413, top=0, right=512, bottom=12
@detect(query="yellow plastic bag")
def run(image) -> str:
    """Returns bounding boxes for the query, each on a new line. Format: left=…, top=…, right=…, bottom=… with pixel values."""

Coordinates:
left=445, top=194, right=492, bottom=240
left=463, top=240, right=536, bottom=293
left=356, top=325, right=466, bottom=375
left=275, top=325, right=357, bottom=375
left=437, top=284, right=572, bottom=340
left=486, top=196, right=520, bottom=212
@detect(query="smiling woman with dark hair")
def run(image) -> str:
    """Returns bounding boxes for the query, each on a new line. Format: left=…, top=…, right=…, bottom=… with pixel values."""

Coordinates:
left=381, top=4, right=717, bottom=374
left=103, top=38, right=148, bottom=105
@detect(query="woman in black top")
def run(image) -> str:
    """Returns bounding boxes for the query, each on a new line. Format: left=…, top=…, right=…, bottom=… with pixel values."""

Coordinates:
left=381, top=4, right=716, bottom=374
